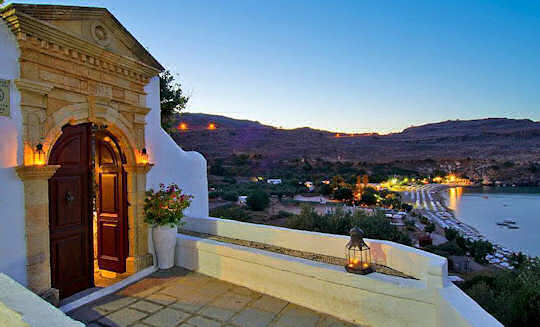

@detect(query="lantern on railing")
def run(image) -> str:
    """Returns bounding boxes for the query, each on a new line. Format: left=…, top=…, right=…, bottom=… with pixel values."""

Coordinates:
left=33, top=143, right=45, bottom=166
left=345, top=227, right=373, bottom=274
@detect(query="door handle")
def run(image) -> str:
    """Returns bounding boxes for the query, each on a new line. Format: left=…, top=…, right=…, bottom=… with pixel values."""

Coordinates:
left=65, top=191, right=75, bottom=205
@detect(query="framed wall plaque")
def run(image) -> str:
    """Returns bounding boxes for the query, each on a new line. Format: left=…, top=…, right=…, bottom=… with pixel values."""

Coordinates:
left=0, top=79, right=9, bottom=117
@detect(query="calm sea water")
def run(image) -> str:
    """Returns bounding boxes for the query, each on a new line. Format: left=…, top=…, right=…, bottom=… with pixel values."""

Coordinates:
left=443, top=186, right=540, bottom=257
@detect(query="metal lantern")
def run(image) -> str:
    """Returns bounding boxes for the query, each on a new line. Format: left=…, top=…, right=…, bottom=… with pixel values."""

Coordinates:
left=345, top=226, right=373, bottom=274
left=33, top=143, right=45, bottom=166
left=140, top=147, right=149, bottom=164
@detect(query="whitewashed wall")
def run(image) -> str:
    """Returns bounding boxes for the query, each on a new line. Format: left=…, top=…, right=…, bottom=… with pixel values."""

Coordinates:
left=0, top=19, right=27, bottom=286
left=144, top=77, right=209, bottom=218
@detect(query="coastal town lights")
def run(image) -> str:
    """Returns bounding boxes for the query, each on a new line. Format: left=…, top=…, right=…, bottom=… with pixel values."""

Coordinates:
left=345, top=227, right=373, bottom=275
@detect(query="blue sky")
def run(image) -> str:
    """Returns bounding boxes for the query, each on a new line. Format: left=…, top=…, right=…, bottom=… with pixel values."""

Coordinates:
left=9, top=0, right=540, bottom=133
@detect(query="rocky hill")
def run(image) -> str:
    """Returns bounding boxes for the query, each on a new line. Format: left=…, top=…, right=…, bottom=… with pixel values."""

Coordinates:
left=172, top=114, right=540, bottom=162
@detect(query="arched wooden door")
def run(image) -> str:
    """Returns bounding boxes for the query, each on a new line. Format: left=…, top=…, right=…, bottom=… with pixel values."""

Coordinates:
left=95, top=131, right=128, bottom=273
left=49, top=124, right=129, bottom=299
left=49, top=123, right=93, bottom=298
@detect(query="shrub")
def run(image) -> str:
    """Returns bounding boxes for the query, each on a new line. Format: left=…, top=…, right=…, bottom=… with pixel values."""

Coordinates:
left=221, top=191, right=239, bottom=202
left=246, top=190, right=270, bottom=211
left=208, top=191, right=220, bottom=199
left=286, top=206, right=411, bottom=245
left=144, top=183, right=192, bottom=227
left=360, top=189, right=377, bottom=205
left=424, top=222, right=436, bottom=233
left=460, top=258, right=540, bottom=327
left=278, top=210, right=293, bottom=218
left=401, top=203, right=413, bottom=212
left=334, top=187, right=353, bottom=201
left=319, top=183, right=332, bottom=196
left=469, top=239, right=494, bottom=264
left=223, top=176, right=237, bottom=184
left=444, top=228, right=460, bottom=241
left=210, top=204, right=251, bottom=222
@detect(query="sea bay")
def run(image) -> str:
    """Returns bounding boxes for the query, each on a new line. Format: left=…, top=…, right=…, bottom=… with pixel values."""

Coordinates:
left=444, top=186, right=540, bottom=257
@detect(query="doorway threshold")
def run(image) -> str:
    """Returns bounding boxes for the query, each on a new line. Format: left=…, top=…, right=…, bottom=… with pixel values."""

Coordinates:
left=59, top=265, right=158, bottom=314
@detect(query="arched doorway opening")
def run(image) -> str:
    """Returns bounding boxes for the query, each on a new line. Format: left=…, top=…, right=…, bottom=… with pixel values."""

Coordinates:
left=48, top=123, right=130, bottom=299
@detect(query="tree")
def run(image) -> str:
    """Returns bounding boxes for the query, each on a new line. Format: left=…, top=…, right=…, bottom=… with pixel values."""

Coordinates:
left=221, top=192, right=238, bottom=202
left=209, top=163, right=226, bottom=176
left=424, top=222, right=435, bottom=234
left=360, top=187, right=377, bottom=205
left=334, top=188, right=353, bottom=202
left=331, top=175, right=346, bottom=190
left=319, top=183, right=332, bottom=196
left=401, top=203, right=413, bottom=212
left=469, top=240, right=494, bottom=264
left=246, top=190, right=270, bottom=211
left=444, top=228, right=460, bottom=241
left=160, top=70, right=189, bottom=133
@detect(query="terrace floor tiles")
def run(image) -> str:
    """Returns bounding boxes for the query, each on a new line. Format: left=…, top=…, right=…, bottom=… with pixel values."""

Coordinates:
left=68, top=267, right=365, bottom=327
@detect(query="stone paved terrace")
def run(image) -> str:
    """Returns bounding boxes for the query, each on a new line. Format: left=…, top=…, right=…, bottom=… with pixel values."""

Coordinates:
left=68, top=267, right=363, bottom=327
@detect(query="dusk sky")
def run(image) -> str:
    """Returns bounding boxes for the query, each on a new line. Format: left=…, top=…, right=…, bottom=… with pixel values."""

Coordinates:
left=11, top=0, right=540, bottom=133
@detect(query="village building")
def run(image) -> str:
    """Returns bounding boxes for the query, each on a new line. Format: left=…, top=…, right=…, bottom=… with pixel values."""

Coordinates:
left=0, top=3, right=502, bottom=327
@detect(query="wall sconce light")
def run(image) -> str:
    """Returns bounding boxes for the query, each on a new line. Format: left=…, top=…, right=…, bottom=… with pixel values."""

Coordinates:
left=33, top=143, right=45, bottom=166
left=345, top=227, right=373, bottom=275
left=140, top=147, right=149, bottom=164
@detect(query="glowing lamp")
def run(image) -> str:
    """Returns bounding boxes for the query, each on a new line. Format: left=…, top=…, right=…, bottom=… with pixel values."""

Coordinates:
left=345, top=227, right=373, bottom=275
left=208, top=123, right=216, bottom=130
left=140, top=148, right=149, bottom=164
left=33, top=143, right=45, bottom=166
left=178, top=122, right=188, bottom=130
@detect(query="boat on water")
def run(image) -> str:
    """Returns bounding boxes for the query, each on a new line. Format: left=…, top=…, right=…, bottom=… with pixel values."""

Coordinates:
left=503, top=219, right=516, bottom=224
left=508, top=226, right=520, bottom=229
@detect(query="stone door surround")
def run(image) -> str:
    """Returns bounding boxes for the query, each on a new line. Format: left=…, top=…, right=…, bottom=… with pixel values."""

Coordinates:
left=2, top=4, right=163, bottom=297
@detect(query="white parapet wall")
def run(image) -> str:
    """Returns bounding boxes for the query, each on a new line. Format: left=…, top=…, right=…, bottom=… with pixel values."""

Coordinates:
left=0, top=273, right=84, bottom=327
left=177, top=216, right=502, bottom=327
left=182, top=216, right=448, bottom=287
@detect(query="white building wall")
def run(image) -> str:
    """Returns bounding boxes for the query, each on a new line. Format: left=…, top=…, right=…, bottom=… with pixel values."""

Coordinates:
left=0, top=19, right=27, bottom=285
left=144, top=76, right=209, bottom=218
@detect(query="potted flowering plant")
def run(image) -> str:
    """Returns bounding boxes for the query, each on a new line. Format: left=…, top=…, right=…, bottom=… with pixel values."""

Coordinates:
left=144, top=183, right=192, bottom=269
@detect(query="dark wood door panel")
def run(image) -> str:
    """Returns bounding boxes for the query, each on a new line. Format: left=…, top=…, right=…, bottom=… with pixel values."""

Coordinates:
left=96, top=135, right=127, bottom=273
left=99, top=173, right=118, bottom=214
left=53, top=138, right=81, bottom=165
left=50, top=175, right=84, bottom=228
left=50, top=232, right=91, bottom=297
left=98, top=221, right=121, bottom=264
left=49, top=123, right=93, bottom=299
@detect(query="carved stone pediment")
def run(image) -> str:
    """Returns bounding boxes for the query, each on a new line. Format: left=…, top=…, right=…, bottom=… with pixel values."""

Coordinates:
left=1, top=4, right=163, bottom=72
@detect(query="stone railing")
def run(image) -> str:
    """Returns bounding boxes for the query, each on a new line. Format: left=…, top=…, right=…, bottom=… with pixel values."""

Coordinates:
left=174, top=216, right=502, bottom=327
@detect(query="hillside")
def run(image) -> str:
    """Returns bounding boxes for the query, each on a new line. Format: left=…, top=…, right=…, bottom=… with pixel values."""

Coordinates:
left=172, top=114, right=540, bottom=162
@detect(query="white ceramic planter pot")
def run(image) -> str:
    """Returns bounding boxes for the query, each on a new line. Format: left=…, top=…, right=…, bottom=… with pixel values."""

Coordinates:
left=152, top=225, right=177, bottom=269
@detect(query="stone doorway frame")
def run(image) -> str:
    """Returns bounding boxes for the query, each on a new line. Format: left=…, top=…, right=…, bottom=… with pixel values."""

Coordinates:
left=3, top=4, right=164, bottom=298
left=15, top=97, right=153, bottom=296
